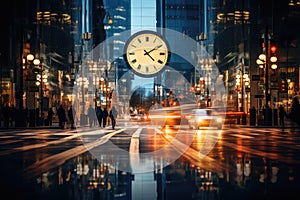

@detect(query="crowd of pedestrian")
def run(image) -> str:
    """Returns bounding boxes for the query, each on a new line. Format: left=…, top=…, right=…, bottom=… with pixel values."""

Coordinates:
left=251, top=96, right=300, bottom=129
left=87, top=105, right=117, bottom=129
left=47, top=103, right=118, bottom=130
left=55, top=104, right=77, bottom=129
left=0, top=103, right=16, bottom=128
left=0, top=102, right=118, bottom=130
left=2, top=98, right=300, bottom=130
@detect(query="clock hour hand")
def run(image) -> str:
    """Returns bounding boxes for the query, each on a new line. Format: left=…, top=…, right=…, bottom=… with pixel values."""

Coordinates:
left=144, top=50, right=155, bottom=61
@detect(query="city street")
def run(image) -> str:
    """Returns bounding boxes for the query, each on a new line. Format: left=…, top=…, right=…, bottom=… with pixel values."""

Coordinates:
left=0, top=120, right=299, bottom=200
left=2, top=1, right=300, bottom=199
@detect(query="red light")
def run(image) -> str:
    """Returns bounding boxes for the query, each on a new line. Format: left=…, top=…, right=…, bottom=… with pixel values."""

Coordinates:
left=270, top=45, right=277, bottom=53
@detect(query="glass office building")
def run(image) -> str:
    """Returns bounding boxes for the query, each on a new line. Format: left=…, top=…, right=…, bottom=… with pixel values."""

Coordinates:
left=2, top=0, right=300, bottom=124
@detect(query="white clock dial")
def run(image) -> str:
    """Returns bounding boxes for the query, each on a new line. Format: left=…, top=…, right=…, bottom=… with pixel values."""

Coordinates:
left=124, top=30, right=169, bottom=77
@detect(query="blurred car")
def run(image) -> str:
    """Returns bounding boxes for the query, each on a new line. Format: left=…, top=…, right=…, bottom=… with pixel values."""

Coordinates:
left=130, top=113, right=149, bottom=121
left=187, top=108, right=223, bottom=130
left=148, top=106, right=182, bottom=127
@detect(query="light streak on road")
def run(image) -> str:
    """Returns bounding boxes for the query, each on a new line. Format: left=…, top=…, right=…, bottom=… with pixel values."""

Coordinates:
left=130, top=128, right=142, bottom=171
left=0, top=128, right=114, bottom=156
left=23, top=128, right=126, bottom=178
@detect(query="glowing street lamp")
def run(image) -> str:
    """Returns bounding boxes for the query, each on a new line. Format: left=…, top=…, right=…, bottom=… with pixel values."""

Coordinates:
left=256, top=29, right=279, bottom=125
left=23, top=54, right=41, bottom=127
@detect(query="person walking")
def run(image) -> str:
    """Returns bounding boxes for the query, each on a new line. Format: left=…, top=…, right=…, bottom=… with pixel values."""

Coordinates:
left=109, top=106, right=118, bottom=130
left=68, top=105, right=76, bottom=129
left=57, top=104, right=67, bottom=129
left=47, top=107, right=54, bottom=126
left=250, top=106, right=256, bottom=126
left=9, top=104, right=16, bottom=127
left=102, top=107, right=108, bottom=128
left=2, top=103, right=10, bottom=128
left=96, top=106, right=103, bottom=127
left=289, top=97, right=300, bottom=128
left=87, top=105, right=95, bottom=128
left=279, top=104, right=287, bottom=130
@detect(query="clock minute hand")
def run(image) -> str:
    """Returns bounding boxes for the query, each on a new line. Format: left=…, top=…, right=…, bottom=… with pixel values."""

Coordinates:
left=144, top=50, right=155, bottom=61
left=144, top=44, right=163, bottom=55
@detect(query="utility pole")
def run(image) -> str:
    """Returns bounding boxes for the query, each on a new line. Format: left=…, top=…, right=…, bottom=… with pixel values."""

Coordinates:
left=265, top=27, right=270, bottom=108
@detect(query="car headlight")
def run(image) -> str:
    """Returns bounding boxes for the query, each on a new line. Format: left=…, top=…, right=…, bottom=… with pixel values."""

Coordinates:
left=196, top=117, right=203, bottom=123
left=216, top=117, right=222, bottom=123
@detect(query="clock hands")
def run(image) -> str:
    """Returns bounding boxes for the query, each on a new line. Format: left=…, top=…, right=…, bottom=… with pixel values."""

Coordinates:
left=144, top=44, right=163, bottom=55
left=143, top=50, right=155, bottom=61
left=143, top=44, right=163, bottom=61
left=125, top=31, right=169, bottom=76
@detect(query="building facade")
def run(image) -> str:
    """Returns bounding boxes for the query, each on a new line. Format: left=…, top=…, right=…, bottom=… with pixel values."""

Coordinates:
left=1, top=0, right=300, bottom=126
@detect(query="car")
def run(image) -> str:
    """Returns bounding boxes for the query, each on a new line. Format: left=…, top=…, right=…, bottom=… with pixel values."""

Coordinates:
left=148, top=105, right=182, bottom=127
left=187, top=108, right=224, bottom=130
left=130, top=113, right=149, bottom=121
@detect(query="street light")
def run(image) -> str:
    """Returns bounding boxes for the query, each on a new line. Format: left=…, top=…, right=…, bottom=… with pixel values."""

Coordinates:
left=256, top=29, right=278, bottom=125
left=235, top=72, right=250, bottom=123
left=256, top=48, right=278, bottom=105
left=107, top=12, right=113, bottom=25
left=23, top=54, right=40, bottom=127
left=288, top=0, right=300, bottom=6
left=35, top=66, right=48, bottom=125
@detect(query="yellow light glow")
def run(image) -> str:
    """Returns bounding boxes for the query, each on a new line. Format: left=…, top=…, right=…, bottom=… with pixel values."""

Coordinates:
left=33, top=58, right=40, bottom=65
left=258, top=54, right=266, bottom=61
left=271, top=64, right=277, bottom=69
left=27, top=54, right=34, bottom=61
left=270, top=56, right=277, bottom=63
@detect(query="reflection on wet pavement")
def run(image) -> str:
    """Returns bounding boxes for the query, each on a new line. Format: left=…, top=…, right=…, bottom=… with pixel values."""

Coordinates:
left=18, top=152, right=299, bottom=200
left=1, top=127, right=300, bottom=200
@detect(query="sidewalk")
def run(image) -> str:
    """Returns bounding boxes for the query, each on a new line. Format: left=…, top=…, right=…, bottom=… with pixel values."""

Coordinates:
left=232, top=119, right=300, bottom=129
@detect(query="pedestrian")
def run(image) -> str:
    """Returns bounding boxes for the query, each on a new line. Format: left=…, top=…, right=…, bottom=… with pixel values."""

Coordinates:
left=25, top=107, right=29, bottom=127
left=9, top=104, right=16, bottom=127
left=93, top=106, right=98, bottom=126
left=109, top=106, right=118, bottom=130
left=87, top=105, right=95, bottom=128
left=2, top=103, right=10, bottom=128
left=289, top=97, right=300, bottom=128
left=47, top=107, right=54, bottom=126
left=68, top=105, right=76, bottom=129
left=96, top=106, right=103, bottom=127
left=279, top=104, right=287, bottom=129
left=57, top=104, right=67, bottom=129
left=102, top=107, right=108, bottom=127
left=250, top=106, right=256, bottom=126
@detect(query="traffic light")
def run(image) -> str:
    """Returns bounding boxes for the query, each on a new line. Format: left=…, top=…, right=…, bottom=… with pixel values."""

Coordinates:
left=280, top=80, right=287, bottom=93
left=270, top=42, right=278, bottom=69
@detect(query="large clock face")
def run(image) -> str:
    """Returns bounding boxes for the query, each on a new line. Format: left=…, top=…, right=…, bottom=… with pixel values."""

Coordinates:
left=124, top=30, right=169, bottom=77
